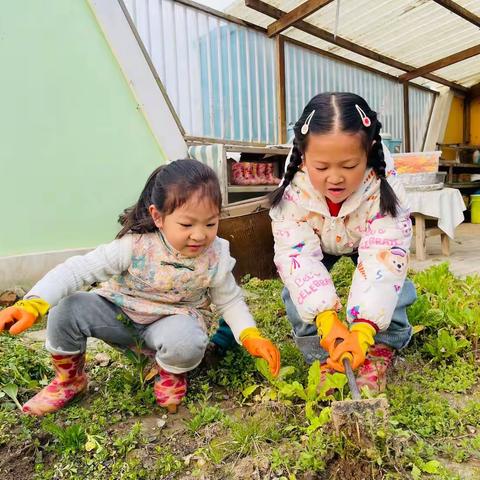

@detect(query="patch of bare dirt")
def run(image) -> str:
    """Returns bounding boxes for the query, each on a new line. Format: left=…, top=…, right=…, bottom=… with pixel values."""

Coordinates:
left=326, top=456, right=384, bottom=480
left=0, top=443, right=36, bottom=480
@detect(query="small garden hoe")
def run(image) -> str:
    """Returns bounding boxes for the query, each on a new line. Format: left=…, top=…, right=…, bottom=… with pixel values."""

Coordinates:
left=331, top=357, right=389, bottom=447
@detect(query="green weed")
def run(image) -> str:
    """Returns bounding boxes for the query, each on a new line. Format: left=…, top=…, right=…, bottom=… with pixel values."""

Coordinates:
left=410, top=357, right=479, bottom=393
left=152, top=446, right=183, bottom=476
left=424, top=329, right=471, bottom=361
left=41, top=419, right=87, bottom=456
left=186, top=404, right=224, bottom=434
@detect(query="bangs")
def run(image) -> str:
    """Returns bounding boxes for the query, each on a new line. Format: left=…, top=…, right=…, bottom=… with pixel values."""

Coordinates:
left=162, top=178, right=222, bottom=216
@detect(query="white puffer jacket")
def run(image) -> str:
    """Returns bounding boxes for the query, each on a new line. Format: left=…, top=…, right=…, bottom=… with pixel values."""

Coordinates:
left=270, top=151, right=412, bottom=331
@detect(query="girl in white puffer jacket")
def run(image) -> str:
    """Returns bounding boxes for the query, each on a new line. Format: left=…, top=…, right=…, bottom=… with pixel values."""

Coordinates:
left=269, top=92, right=417, bottom=393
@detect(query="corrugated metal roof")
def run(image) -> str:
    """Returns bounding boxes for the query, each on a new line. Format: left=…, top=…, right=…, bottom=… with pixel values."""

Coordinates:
left=125, top=0, right=279, bottom=143
left=226, top=0, right=480, bottom=90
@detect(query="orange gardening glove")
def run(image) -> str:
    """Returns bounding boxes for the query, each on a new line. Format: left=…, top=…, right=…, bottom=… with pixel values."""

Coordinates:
left=327, top=322, right=376, bottom=372
left=240, top=327, right=281, bottom=377
left=316, top=310, right=350, bottom=356
left=0, top=298, right=50, bottom=335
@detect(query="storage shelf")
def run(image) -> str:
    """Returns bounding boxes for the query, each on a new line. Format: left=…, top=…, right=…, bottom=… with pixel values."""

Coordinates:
left=225, top=145, right=290, bottom=155
left=440, top=162, right=480, bottom=168
left=439, top=160, right=480, bottom=191
left=445, top=182, right=480, bottom=189
left=228, top=185, right=278, bottom=193
left=187, top=139, right=288, bottom=204
left=437, top=144, right=480, bottom=151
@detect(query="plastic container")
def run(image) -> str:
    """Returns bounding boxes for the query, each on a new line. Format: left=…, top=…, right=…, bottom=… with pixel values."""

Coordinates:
left=470, top=194, right=480, bottom=224
left=473, top=150, right=480, bottom=164
left=392, top=151, right=441, bottom=174
left=383, top=139, right=402, bottom=153
left=382, top=134, right=402, bottom=153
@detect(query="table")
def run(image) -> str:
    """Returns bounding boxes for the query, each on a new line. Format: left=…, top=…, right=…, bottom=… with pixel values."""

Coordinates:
left=406, top=188, right=466, bottom=261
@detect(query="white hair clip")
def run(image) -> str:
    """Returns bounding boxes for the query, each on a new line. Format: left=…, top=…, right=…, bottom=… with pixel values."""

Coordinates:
left=300, top=109, right=316, bottom=135
left=355, top=104, right=371, bottom=127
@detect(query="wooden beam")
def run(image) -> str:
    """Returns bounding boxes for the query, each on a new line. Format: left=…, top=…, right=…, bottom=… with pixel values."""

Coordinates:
left=399, top=45, right=480, bottom=82
left=275, top=36, right=287, bottom=143
left=431, top=0, right=480, bottom=28
left=267, top=0, right=334, bottom=37
left=185, top=135, right=269, bottom=147
left=421, top=91, right=436, bottom=150
left=245, top=0, right=469, bottom=92
left=403, top=83, right=411, bottom=152
left=470, top=82, right=480, bottom=98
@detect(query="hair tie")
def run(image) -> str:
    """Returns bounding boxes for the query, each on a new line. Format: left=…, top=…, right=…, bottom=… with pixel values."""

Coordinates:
left=301, top=110, right=316, bottom=135
left=355, top=104, right=371, bottom=127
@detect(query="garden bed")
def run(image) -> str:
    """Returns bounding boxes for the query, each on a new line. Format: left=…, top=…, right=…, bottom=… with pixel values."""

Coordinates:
left=1, top=260, right=479, bottom=479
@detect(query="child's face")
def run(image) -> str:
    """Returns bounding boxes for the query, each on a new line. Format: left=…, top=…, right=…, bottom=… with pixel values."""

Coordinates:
left=303, top=131, right=368, bottom=204
left=149, top=193, right=220, bottom=257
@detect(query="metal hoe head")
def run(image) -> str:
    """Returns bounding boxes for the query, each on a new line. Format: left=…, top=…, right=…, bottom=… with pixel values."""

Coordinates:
left=331, top=358, right=389, bottom=446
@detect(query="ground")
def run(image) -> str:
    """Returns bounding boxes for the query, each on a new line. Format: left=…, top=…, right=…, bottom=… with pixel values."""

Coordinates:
left=1, top=259, right=479, bottom=480
left=410, top=223, right=480, bottom=278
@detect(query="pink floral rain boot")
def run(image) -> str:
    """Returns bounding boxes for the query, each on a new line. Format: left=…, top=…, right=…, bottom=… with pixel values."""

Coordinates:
left=355, top=344, right=395, bottom=394
left=153, top=368, right=187, bottom=413
left=22, top=353, right=88, bottom=416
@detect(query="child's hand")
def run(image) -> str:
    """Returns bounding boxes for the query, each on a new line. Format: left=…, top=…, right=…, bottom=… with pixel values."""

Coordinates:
left=315, top=310, right=349, bottom=355
left=0, top=298, right=50, bottom=335
left=327, top=323, right=376, bottom=372
left=240, top=327, right=280, bottom=377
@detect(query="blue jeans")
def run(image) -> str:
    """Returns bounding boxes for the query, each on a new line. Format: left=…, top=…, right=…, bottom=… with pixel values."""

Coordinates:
left=283, top=252, right=417, bottom=364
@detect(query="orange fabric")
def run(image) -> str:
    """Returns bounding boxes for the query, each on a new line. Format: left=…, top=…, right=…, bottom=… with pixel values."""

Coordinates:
left=242, top=336, right=281, bottom=377
left=0, top=307, right=37, bottom=335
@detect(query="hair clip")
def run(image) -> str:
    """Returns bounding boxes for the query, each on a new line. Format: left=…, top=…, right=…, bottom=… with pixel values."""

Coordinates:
left=355, top=104, right=371, bottom=127
left=300, top=109, right=316, bottom=135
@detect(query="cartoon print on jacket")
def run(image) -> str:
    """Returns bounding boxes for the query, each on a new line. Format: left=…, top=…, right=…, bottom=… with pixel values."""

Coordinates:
left=377, top=246, right=408, bottom=277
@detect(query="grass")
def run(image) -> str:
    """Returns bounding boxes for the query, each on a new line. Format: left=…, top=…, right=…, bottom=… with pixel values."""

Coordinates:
left=0, top=260, right=479, bottom=479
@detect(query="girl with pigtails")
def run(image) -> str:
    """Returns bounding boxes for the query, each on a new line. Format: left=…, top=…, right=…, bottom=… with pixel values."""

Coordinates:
left=269, top=92, right=416, bottom=392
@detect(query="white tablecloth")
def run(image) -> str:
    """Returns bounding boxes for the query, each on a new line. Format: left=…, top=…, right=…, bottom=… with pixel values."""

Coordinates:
left=406, top=187, right=466, bottom=238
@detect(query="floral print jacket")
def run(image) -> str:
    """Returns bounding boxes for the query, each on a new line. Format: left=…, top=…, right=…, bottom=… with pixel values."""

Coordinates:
left=27, top=233, right=255, bottom=342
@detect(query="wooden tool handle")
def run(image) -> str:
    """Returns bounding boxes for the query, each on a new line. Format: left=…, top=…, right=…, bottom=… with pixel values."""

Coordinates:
left=342, top=357, right=361, bottom=400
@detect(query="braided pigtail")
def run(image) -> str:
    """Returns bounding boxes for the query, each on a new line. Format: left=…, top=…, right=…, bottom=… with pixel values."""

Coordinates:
left=368, top=117, right=399, bottom=217
left=269, top=138, right=303, bottom=207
